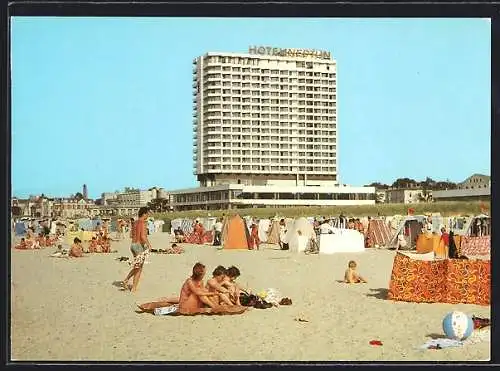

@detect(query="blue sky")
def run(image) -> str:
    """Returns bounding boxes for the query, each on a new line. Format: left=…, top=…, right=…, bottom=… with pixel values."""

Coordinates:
left=11, top=17, right=491, bottom=199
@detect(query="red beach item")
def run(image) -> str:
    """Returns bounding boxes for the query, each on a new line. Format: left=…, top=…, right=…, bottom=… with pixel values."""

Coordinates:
left=369, top=340, right=383, bottom=346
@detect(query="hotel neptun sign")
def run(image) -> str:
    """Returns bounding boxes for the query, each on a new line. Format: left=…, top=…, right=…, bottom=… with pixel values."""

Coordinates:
left=248, top=46, right=332, bottom=60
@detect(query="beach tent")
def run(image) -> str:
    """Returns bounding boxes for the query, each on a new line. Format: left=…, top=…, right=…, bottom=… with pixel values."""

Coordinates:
left=366, top=219, right=392, bottom=247
left=223, top=215, right=250, bottom=250
left=387, top=215, right=405, bottom=235
left=445, top=215, right=468, bottom=235
left=258, top=219, right=270, bottom=243
left=430, top=213, right=444, bottom=234
left=170, top=218, right=183, bottom=234
left=91, top=219, right=101, bottom=231
left=66, top=230, right=96, bottom=244
left=15, top=222, right=26, bottom=236
left=50, top=221, right=57, bottom=234
left=319, top=228, right=365, bottom=254
left=77, top=218, right=93, bottom=231
left=171, top=218, right=194, bottom=235
left=387, top=251, right=490, bottom=305
left=282, top=217, right=315, bottom=253
left=387, top=215, right=427, bottom=249
left=266, top=220, right=281, bottom=245
left=467, top=214, right=491, bottom=237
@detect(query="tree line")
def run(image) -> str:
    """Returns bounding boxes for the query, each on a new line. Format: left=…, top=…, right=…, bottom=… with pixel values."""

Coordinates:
left=366, top=177, right=458, bottom=191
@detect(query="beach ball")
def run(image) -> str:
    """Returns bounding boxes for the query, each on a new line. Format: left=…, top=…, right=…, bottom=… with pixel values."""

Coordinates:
left=442, top=311, right=474, bottom=340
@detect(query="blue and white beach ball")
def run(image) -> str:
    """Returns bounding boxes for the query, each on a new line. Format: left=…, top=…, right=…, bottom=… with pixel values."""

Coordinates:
left=442, top=311, right=474, bottom=341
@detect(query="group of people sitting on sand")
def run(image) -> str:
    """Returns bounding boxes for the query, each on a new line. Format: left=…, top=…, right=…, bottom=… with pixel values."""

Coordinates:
left=13, top=227, right=60, bottom=250
left=88, top=235, right=113, bottom=253
left=138, top=263, right=248, bottom=315
left=50, top=235, right=117, bottom=258
left=14, top=233, right=59, bottom=250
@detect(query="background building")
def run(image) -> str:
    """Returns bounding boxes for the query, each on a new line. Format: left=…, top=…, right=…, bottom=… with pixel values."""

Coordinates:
left=384, top=188, right=426, bottom=204
left=433, top=174, right=491, bottom=202
left=457, top=174, right=490, bottom=190
left=192, top=47, right=338, bottom=188
left=170, top=184, right=375, bottom=211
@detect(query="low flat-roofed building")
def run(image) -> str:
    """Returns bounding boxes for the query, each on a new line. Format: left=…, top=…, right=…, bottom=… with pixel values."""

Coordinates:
left=169, top=184, right=375, bottom=211
left=432, top=187, right=490, bottom=202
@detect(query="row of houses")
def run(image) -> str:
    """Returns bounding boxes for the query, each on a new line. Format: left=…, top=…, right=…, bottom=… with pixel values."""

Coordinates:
left=11, top=174, right=490, bottom=217
left=375, top=174, right=491, bottom=204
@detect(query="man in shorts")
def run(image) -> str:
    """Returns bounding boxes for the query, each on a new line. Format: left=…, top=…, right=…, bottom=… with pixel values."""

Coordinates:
left=122, top=207, right=151, bottom=292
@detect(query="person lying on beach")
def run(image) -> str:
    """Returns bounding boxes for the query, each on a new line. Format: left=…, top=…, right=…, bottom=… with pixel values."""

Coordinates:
left=206, top=266, right=236, bottom=306
left=344, top=260, right=367, bottom=284
left=69, top=237, right=84, bottom=258
left=165, top=243, right=184, bottom=254
left=222, top=266, right=244, bottom=305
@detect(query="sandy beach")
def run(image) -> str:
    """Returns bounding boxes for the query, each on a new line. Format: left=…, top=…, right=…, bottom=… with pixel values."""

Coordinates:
left=11, top=232, right=490, bottom=362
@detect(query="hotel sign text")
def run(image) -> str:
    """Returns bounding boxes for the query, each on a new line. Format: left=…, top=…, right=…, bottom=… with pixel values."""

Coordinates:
left=248, top=46, right=331, bottom=60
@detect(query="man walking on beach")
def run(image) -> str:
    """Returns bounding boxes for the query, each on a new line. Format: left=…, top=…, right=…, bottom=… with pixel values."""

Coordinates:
left=122, top=207, right=152, bottom=292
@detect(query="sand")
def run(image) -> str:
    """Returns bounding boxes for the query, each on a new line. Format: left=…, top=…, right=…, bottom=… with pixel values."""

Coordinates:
left=11, top=232, right=490, bottom=362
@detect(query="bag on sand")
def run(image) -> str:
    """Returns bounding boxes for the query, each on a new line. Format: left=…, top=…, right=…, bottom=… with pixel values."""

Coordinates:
left=239, top=292, right=258, bottom=307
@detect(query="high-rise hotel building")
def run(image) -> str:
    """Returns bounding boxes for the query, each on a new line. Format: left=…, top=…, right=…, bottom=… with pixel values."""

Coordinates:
left=167, top=47, right=374, bottom=210
left=192, top=46, right=338, bottom=188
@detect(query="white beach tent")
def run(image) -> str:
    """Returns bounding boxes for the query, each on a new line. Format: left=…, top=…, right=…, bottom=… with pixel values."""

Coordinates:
left=319, top=228, right=365, bottom=254
left=387, top=215, right=427, bottom=249
left=258, top=219, right=271, bottom=243
left=282, top=217, right=315, bottom=253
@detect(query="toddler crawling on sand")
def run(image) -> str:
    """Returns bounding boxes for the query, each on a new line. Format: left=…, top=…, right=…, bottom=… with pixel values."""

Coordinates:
left=344, top=260, right=367, bottom=284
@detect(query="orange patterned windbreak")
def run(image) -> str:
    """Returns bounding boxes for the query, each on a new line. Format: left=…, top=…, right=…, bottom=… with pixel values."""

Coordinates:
left=388, top=253, right=490, bottom=306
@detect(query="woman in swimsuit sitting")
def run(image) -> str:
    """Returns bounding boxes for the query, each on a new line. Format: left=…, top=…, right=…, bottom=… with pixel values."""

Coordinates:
left=206, top=266, right=235, bottom=306
left=222, top=266, right=243, bottom=306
